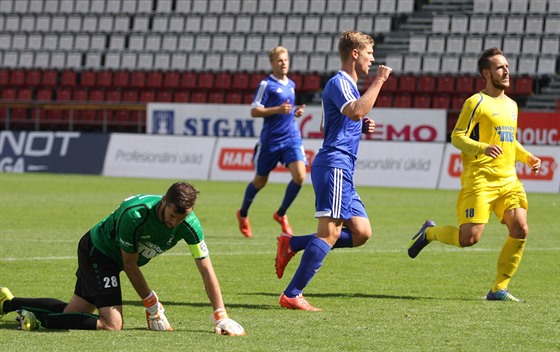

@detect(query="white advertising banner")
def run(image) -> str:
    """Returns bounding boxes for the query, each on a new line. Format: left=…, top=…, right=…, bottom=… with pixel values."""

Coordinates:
left=146, top=103, right=447, bottom=142
left=438, top=144, right=560, bottom=193
left=102, top=133, right=215, bottom=180
left=354, top=141, right=444, bottom=189
left=210, top=138, right=444, bottom=189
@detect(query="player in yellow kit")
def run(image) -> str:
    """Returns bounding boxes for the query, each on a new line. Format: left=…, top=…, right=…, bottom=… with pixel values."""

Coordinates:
left=407, top=48, right=541, bottom=302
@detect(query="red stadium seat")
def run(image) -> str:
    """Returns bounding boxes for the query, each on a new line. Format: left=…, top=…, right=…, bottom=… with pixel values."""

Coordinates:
left=243, top=92, right=255, bottom=104
left=106, top=88, right=122, bottom=102
left=12, top=88, right=33, bottom=120
left=225, top=91, right=243, bottom=104
left=474, top=76, right=485, bottom=91
left=174, top=90, right=190, bottom=102
left=290, top=72, right=303, bottom=89
left=398, top=75, right=417, bottom=94
left=455, top=75, right=475, bottom=95
left=302, top=73, right=321, bottom=92
left=0, top=68, right=9, bottom=86
left=417, top=75, right=436, bottom=93
left=129, top=71, right=147, bottom=88
left=139, top=89, right=156, bottom=103
left=122, top=89, right=139, bottom=102
left=249, top=72, right=267, bottom=89
left=9, top=69, right=26, bottom=87
left=436, top=75, right=455, bottom=94
left=190, top=91, right=208, bottom=103
left=36, top=87, right=53, bottom=101
left=432, top=94, right=451, bottom=109
left=146, top=71, right=163, bottom=89
left=394, top=94, right=412, bottom=108
left=232, top=72, right=250, bottom=90
left=215, top=72, right=232, bottom=90
left=512, top=76, right=534, bottom=96
left=88, top=89, right=105, bottom=102
left=0, top=88, right=17, bottom=120
left=451, top=94, right=467, bottom=110
left=25, top=69, right=42, bottom=87
left=156, top=90, right=173, bottom=102
left=163, top=71, right=181, bottom=89
left=375, top=94, right=393, bottom=107
left=97, top=70, right=114, bottom=88
left=41, top=69, right=58, bottom=87
left=73, top=88, right=88, bottom=102
left=180, top=71, right=198, bottom=89
left=380, top=74, right=398, bottom=93
left=413, top=94, right=431, bottom=108
left=60, top=70, right=77, bottom=87
left=197, top=71, right=215, bottom=90
left=80, top=70, right=97, bottom=87
left=55, top=88, right=73, bottom=101
left=113, top=70, right=130, bottom=88
left=208, top=91, right=225, bottom=103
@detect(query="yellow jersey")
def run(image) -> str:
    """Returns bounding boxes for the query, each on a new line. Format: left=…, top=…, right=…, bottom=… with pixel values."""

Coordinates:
left=451, top=91, right=532, bottom=189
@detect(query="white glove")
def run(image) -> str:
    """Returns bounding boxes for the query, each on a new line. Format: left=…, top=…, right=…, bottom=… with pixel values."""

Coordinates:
left=142, top=291, right=173, bottom=331
left=212, top=308, right=246, bottom=336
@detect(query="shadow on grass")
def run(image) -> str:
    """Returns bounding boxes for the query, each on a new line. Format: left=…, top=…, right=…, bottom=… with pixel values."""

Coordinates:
left=123, top=300, right=279, bottom=310
left=244, top=292, right=482, bottom=302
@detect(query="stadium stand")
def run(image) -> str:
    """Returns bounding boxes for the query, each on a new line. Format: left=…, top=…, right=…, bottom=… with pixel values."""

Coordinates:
left=0, top=0, right=558, bottom=133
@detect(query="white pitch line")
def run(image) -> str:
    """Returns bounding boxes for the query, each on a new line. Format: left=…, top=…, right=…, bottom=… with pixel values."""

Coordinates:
left=1, top=247, right=559, bottom=262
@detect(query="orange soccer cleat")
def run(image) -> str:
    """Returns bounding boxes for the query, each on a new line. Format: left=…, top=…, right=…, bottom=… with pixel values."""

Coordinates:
left=236, top=209, right=252, bottom=238
left=273, top=211, right=293, bottom=235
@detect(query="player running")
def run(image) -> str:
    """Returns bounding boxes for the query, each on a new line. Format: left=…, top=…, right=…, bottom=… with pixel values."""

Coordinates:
left=236, top=46, right=306, bottom=238
left=276, top=31, right=392, bottom=310
left=0, top=182, right=245, bottom=335
left=407, top=48, right=541, bottom=302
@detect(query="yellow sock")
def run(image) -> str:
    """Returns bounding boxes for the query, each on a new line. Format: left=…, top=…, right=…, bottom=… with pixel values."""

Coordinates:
left=425, top=226, right=461, bottom=247
left=492, top=236, right=526, bottom=292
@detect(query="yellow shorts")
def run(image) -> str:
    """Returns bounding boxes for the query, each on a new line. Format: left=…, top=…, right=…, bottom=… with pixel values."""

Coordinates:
left=456, top=178, right=528, bottom=225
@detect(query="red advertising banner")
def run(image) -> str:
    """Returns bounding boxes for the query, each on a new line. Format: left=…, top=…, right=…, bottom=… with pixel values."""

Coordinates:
left=517, top=112, right=559, bottom=145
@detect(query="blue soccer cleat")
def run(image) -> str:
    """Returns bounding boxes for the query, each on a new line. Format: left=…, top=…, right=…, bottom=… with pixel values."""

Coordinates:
left=408, top=220, right=436, bottom=258
left=486, top=289, right=524, bottom=303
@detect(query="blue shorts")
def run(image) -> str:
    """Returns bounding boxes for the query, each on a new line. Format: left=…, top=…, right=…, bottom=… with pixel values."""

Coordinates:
left=253, top=141, right=307, bottom=176
left=311, top=165, right=367, bottom=220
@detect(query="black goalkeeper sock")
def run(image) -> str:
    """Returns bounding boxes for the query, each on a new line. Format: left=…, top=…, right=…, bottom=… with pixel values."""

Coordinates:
left=33, top=311, right=98, bottom=330
left=6, top=297, right=67, bottom=313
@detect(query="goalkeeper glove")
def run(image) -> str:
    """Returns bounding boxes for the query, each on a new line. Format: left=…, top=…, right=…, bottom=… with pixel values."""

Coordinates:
left=142, top=291, right=173, bottom=331
left=212, top=308, right=245, bottom=336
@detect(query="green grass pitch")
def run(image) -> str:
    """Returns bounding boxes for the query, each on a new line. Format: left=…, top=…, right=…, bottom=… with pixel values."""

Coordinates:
left=0, top=173, right=559, bottom=351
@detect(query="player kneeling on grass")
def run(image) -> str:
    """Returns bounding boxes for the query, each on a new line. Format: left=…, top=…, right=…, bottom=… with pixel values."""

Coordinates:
left=0, top=181, right=245, bottom=335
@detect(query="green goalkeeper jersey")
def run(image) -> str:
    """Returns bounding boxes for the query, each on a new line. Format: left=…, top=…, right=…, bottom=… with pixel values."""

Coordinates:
left=90, top=194, right=209, bottom=269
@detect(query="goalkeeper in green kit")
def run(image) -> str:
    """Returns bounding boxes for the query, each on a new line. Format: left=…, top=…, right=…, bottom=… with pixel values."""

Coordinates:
left=0, top=182, right=245, bottom=335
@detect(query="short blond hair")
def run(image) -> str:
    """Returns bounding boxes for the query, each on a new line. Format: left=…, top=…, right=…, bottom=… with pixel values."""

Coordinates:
left=338, top=31, right=374, bottom=61
left=269, top=46, right=289, bottom=63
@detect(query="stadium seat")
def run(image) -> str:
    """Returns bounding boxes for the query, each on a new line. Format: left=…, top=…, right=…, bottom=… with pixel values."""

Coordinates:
left=432, top=94, right=451, bottom=109
left=416, top=75, right=436, bottom=93
left=0, top=68, right=10, bottom=86
left=25, top=69, right=42, bottom=87
left=60, top=70, right=77, bottom=87
left=232, top=72, right=250, bottom=90
left=380, top=74, right=398, bottom=93
left=197, top=71, right=215, bottom=90
left=436, top=75, right=455, bottom=94
left=96, top=70, right=114, bottom=88
left=399, top=75, right=417, bottom=94
left=375, top=94, right=393, bottom=108
left=122, top=89, right=139, bottom=102
left=190, top=91, right=208, bottom=103
left=512, top=76, right=534, bottom=96
left=214, top=72, right=233, bottom=90
left=9, top=69, right=26, bottom=86
left=41, top=69, right=58, bottom=87
left=0, top=87, right=17, bottom=120
left=290, top=72, right=304, bottom=90
left=413, top=94, right=431, bottom=109
left=80, top=70, right=97, bottom=87
left=88, top=89, right=105, bottom=102
left=113, top=70, right=130, bottom=88
left=139, top=90, right=156, bottom=103
left=72, top=88, right=88, bottom=102
left=163, top=71, right=181, bottom=89
left=129, top=71, right=147, bottom=88
left=249, top=72, right=267, bottom=90
left=180, top=71, right=198, bottom=89
left=225, top=91, right=243, bottom=104
left=208, top=91, right=225, bottom=103
left=155, top=90, right=173, bottom=102
left=36, top=87, right=53, bottom=101
left=243, top=92, right=255, bottom=104
left=106, top=88, right=122, bottom=102
left=451, top=94, right=467, bottom=110
left=146, top=71, right=163, bottom=89
left=455, top=75, right=475, bottom=95
left=394, top=94, right=412, bottom=108
left=174, top=90, right=190, bottom=103
left=302, top=73, right=321, bottom=92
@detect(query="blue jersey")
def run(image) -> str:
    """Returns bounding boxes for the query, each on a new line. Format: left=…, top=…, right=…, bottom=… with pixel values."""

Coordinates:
left=313, top=71, right=362, bottom=170
left=252, top=74, right=301, bottom=146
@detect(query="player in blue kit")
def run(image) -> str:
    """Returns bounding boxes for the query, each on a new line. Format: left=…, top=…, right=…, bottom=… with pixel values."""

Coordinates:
left=237, top=46, right=306, bottom=238
left=0, top=182, right=244, bottom=335
left=276, top=31, right=392, bottom=310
